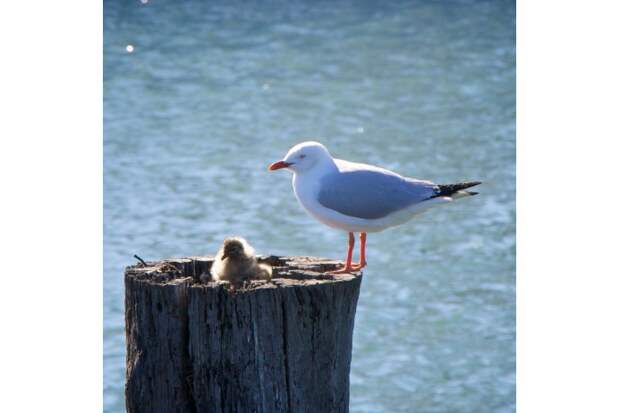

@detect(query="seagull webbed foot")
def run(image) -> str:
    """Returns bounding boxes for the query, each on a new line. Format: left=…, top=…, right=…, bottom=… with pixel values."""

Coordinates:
left=350, top=261, right=367, bottom=271
left=328, top=266, right=355, bottom=274
left=328, top=261, right=366, bottom=274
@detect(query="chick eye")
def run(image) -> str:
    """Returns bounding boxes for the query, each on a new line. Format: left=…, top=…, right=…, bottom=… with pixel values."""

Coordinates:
left=299, top=154, right=306, bottom=159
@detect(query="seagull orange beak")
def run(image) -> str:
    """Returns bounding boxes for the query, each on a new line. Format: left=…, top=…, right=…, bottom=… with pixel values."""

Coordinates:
left=268, top=160, right=292, bottom=171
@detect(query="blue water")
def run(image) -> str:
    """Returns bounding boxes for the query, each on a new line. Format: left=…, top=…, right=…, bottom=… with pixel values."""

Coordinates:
left=104, top=1, right=515, bottom=411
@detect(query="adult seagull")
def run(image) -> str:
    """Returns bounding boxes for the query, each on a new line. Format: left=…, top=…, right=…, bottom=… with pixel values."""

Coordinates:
left=268, top=141, right=480, bottom=273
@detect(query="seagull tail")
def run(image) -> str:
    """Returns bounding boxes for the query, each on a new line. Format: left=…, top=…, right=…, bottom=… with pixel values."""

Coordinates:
left=434, top=181, right=481, bottom=199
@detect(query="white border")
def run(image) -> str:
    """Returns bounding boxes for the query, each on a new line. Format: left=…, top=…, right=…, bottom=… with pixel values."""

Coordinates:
left=0, top=2, right=103, bottom=411
left=518, top=0, right=620, bottom=411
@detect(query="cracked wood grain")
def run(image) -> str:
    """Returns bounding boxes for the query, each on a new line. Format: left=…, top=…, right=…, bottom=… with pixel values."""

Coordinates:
left=125, top=256, right=362, bottom=413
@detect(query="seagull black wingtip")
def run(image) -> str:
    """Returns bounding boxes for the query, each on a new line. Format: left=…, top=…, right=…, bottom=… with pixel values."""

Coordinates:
left=434, top=181, right=482, bottom=197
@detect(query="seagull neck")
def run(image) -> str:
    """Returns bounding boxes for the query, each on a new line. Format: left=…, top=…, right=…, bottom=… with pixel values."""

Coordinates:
left=316, top=158, right=339, bottom=175
left=292, top=158, right=337, bottom=198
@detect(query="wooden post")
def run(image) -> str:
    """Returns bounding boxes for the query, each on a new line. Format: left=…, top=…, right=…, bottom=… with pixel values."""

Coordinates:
left=125, top=256, right=362, bottom=413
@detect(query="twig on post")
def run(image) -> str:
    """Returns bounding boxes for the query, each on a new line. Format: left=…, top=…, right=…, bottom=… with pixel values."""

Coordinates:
left=133, top=254, right=147, bottom=267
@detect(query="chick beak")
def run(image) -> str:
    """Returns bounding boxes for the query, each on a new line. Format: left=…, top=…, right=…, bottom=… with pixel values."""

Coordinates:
left=268, top=160, right=292, bottom=171
left=221, top=252, right=228, bottom=260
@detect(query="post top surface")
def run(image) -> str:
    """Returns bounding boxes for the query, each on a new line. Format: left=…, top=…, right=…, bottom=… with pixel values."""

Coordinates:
left=125, top=256, right=362, bottom=291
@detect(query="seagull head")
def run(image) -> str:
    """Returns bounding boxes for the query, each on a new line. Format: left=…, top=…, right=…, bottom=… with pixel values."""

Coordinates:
left=268, top=141, right=334, bottom=174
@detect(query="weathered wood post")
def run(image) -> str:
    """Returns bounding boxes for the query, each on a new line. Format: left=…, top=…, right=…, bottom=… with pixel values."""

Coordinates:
left=125, top=256, right=362, bottom=413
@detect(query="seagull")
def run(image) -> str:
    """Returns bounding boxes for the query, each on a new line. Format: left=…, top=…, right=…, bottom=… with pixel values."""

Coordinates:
left=268, top=141, right=480, bottom=273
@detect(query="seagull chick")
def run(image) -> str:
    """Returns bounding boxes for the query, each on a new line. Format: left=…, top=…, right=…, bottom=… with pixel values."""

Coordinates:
left=210, top=237, right=272, bottom=284
left=268, top=141, right=481, bottom=273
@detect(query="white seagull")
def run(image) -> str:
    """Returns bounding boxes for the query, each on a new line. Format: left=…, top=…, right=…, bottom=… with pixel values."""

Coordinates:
left=268, top=141, right=481, bottom=273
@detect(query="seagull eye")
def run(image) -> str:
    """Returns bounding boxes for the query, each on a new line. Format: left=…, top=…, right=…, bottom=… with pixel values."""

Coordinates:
left=299, top=154, right=306, bottom=159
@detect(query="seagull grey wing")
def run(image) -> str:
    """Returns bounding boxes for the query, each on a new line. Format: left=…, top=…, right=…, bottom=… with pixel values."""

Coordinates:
left=318, top=170, right=438, bottom=219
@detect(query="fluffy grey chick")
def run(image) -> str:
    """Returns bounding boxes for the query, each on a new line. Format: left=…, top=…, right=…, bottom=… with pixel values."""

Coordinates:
left=211, top=237, right=272, bottom=284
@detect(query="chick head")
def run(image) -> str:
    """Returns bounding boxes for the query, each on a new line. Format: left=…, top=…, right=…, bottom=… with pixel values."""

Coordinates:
left=220, top=237, right=254, bottom=261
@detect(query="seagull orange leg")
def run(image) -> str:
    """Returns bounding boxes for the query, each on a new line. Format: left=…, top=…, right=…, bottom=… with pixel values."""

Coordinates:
left=330, top=232, right=356, bottom=274
left=351, top=232, right=367, bottom=270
